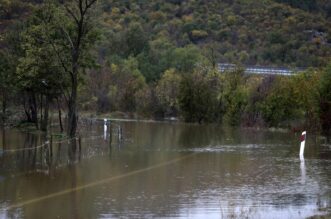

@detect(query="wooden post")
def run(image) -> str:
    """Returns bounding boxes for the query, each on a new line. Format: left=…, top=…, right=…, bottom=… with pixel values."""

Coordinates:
left=109, top=123, right=112, bottom=147
left=78, top=136, right=82, bottom=153
left=118, top=126, right=122, bottom=141
left=104, top=119, right=107, bottom=141
left=50, top=134, right=53, bottom=158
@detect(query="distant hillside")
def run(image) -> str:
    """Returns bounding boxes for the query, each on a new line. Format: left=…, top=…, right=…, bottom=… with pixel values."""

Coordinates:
left=1, top=0, right=331, bottom=70
left=100, top=0, right=331, bottom=69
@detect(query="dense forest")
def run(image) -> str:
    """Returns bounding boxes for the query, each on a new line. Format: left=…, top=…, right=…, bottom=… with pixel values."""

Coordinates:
left=0, top=0, right=331, bottom=136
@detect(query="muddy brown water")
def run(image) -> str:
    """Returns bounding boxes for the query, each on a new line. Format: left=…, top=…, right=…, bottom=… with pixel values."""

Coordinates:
left=0, top=121, right=330, bottom=218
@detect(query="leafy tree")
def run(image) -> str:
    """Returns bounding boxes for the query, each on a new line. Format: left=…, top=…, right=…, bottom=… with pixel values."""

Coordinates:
left=0, top=49, right=16, bottom=125
left=40, top=0, right=99, bottom=137
left=179, top=67, right=219, bottom=123
left=291, top=70, right=320, bottom=129
left=156, top=68, right=181, bottom=117
left=259, top=76, right=301, bottom=127
left=108, top=57, right=147, bottom=113
left=171, top=45, right=203, bottom=73
left=220, top=69, right=248, bottom=126
left=137, top=37, right=175, bottom=82
left=190, top=29, right=208, bottom=42
left=1, top=22, right=34, bottom=126
left=202, top=42, right=221, bottom=69
left=126, top=22, right=148, bottom=56
left=244, top=75, right=276, bottom=126
left=319, top=65, right=331, bottom=135
left=17, top=6, right=66, bottom=131
left=120, top=57, right=147, bottom=112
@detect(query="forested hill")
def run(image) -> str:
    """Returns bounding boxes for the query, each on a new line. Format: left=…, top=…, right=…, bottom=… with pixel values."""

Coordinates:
left=1, top=0, right=331, bottom=75
left=100, top=0, right=331, bottom=68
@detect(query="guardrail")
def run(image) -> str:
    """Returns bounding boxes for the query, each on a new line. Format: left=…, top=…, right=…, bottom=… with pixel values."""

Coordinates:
left=218, top=63, right=306, bottom=76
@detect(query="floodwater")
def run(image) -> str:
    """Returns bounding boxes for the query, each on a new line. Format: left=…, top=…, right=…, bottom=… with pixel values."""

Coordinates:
left=0, top=121, right=330, bottom=218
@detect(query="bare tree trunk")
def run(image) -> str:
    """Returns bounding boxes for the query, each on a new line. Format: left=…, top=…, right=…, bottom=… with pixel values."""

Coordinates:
left=67, top=78, right=78, bottom=137
left=57, top=98, right=64, bottom=133
left=63, top=0, right=98, bottom=137
left=41, top=95, right=50, bottom=133
left=1, top=93, right=6, bottom=126
left=40, top=94, right=43, bottom=129
left=29, top=92, right=39, bottom=129
left=23, top=94, right=31, bottom=122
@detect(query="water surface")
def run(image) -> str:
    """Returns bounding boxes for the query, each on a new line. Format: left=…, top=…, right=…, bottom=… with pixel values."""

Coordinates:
left=0, top=121, right=330, bottom=218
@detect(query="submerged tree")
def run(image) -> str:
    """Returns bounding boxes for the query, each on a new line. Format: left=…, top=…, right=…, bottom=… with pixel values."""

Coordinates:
left=11, top=0, right=99, bottom=135
left=17, top=5, right=66, bottom=131
left=25, top=0, right=99, bottom=136
left=54, top=0, right=99, bottom=137
left=0, top=23, right=23, bottom=126
left=0, top=49, right=16, bottom=125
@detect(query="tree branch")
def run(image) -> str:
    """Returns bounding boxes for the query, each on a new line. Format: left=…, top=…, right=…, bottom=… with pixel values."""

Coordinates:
left=86, top=0, right=98, bottom=9
left=64, top=4, right=79, bottom=25
left=82, top=0, right=98, bottom=16
left=60, top=27, right=74, bottom=50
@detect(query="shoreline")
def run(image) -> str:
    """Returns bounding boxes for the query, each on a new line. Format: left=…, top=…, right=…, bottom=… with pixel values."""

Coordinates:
left=0, top=110, right=324, bottom=137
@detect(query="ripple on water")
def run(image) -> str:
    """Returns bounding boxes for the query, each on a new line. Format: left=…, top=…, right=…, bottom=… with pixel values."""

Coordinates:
left=145, top=144, right=290, bottom=154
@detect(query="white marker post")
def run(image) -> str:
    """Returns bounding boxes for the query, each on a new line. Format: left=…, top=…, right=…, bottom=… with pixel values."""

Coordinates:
left=104, top=119, right=108, bottom=140
left=299, top=131, right=306, bottom=160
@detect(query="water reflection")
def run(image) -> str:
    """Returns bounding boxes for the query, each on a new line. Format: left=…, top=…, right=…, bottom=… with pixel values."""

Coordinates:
left=103, top=122, right=107, bottom=141
left=69, top=164, right=79, bottom=219
left=0, top=122, right=330, bottom=218
left=0, top=131, right=111, bottom=177
left=300, top=158, right=306, bottom=184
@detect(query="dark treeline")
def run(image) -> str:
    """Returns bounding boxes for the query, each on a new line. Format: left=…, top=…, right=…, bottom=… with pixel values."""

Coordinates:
left=1, top=0, right=331, bottom=136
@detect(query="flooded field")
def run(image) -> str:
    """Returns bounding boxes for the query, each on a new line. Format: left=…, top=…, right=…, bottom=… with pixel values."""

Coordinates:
left=0, top=121, right=330, bottom=218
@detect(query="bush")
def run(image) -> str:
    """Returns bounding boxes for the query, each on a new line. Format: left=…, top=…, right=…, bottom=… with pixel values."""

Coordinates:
left=179, top=68, right=219, bottom=123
